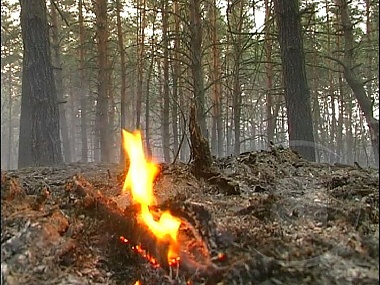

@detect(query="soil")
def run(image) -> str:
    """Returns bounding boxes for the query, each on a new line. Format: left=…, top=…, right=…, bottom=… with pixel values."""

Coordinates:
left=1, top=148, right=379, bottom=285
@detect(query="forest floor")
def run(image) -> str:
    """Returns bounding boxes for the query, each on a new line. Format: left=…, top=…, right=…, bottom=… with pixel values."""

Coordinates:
left=1, top=147, right=379, bottom=285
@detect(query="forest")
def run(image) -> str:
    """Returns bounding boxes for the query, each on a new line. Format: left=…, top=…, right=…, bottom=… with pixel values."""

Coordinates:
left=1, top=0, right=379, bottom=285
left=1, top=0, right=378, bottom=169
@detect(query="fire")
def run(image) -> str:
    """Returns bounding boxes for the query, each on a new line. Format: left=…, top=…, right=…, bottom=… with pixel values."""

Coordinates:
left=121, top=130, right=181, bottom=263
left=120, top=236, right=160, bottom=268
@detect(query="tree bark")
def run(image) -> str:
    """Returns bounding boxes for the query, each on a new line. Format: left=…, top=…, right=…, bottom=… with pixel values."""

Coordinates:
left=335, top=0, right=379, bottom=167
left=264, top=0, right=276, bottom=144
left=162, top=0, right=171, bottom=163
left=210, top=0, right=217, bottom=155
left=78, top=0, right=88, bottom=163
left=274, top=0, right=316, bottom=161
left=171, top=0, right=180, bottom=159
left=145, top=42, right=155, bottom=160
left=210, top=0, right=223, bottom=157
left=189, top=0, right=207, bottom=137
left=337, top=73, right=344, bottom=162
left=326, top=4, right=336, bottom=163
left=50, top=0, right=71, bottom=163
left=93, top=0, right=110, bottom=162
left=18, top=0, right=63, bottom=168
left=227, top=0, right=245, bottom=156
left=7, top=67, right=13, bottom=169
left=189, top=104, right=212, bottom=173
left=136, top=0, right=146, bottom=130
left=116, top=0, right=127, bottom=164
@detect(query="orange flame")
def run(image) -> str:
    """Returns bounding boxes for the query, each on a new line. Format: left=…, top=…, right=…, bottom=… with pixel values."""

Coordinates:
left=121, top=130, right=181, bottom=263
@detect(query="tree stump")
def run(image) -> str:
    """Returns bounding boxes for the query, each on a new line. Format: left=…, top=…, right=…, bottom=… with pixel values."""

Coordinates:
left=189, top=104, right=213, bottom=176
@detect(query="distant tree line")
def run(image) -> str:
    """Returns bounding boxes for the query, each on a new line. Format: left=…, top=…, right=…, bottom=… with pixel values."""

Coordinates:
left=0, top=0, right=378, bottom=169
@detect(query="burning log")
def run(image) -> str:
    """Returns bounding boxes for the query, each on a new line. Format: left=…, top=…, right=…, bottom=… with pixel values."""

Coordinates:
left=71, top=175, right=222, bottom=280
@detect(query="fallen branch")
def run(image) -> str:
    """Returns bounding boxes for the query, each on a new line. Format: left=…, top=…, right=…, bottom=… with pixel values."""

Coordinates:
left=70, top=175, right=219, bottom=280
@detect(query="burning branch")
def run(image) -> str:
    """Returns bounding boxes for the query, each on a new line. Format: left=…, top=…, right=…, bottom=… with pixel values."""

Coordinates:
left=69, top=130, right=223, bottom=281
left=71, top=175, right=222, bottom=280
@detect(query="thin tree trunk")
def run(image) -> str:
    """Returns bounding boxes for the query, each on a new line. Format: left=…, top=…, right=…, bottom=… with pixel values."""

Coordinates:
left=50, top=0, right=71, bottom=163
left=162, top=0, right=171, bottom=163
left=145, top=20, right=157, bottom=160
left=116, top=0, right=127, bottom=164
left=136, top=0, right=146, bottom=130
left=171, top=0, right=180, bottom=158
left=335, top=0, right=379, bottom=167
left=365, top=0, right=373, bottom=100
left=78, top=0, right=88, bottom=163
left=346, top=93, right=354, bottom=164
left=226, top=90, right=232, bottom=155
left=68, top=81, right=77, bottom=161
left=337, top=72, right=344, bottom=162
left=264, top=0, right=276, bottom=143
left=326, top=3, right=336, bottom=163
left=189, top=0, right=207, bottom=137
left=145, top=47, right=154, bottom=159
left=311, top=55, right=320, bottom=162
left=108, top=60, right=115, bottom=161
left=179, top=73, right=189, bottom=161
left=7, top=67, right=13, bottom=169
left=227, top=0, right=245, bottom=155
left=94, top=0, right=110, bottom=162
left=210, top=0, right=223, bottom=157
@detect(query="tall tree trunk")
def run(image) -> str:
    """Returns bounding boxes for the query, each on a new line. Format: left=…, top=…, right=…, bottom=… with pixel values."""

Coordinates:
left=310, top=4, right=320, bottom=162
left=171, top=0, right=180, bottom=157
left=227, top=0, right=245, bottom=155
left=18, top=0, right=63, bottom=168
left=179, top=71, right=190, bottom=161
left=274, top=0, right=316, bottom=161
left=116, top=0, right=127, bottom=164
left=136, top=0, right=146, bottom=130
left=346, top=93, right=354, bottom=164
left=232, top=65, right=242, bottom=156
left=145, top=40, right=155, bottom=159
left=162, top=0, right=171, bottom=163
left=210, top=0, right=223, bottom=157
left=7, top=67, right=13, bottom=169
left=326, top=3, right=336, bottom=163
left=311, top=55, right=321, bottom=162
left=107, top=60, right=115, bottom=161
left=335, top=0, right=379, bottom=167
left=226, top=89, right=232, bottom=155
left=264, top=0, right=276, bottom=143
left=365, top=0, right=373, bottom=101
left=50, top=0, right=71, bottom=163
left=94, top=0, right=110, bottom=162
left=189, top=0, right=207, bottom=137
left=78, top=0, right=88, bottom=163
left=337, top=72, right=344, bottom=162
left=68, top=81, right=77, bottom=161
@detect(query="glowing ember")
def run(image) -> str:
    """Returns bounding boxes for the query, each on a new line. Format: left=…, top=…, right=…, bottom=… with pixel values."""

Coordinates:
left=120, top=236, right=160, bottom=268
left=134, top=281, right=142, bottom=285
left=121, top=130, right=181, bottom=264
